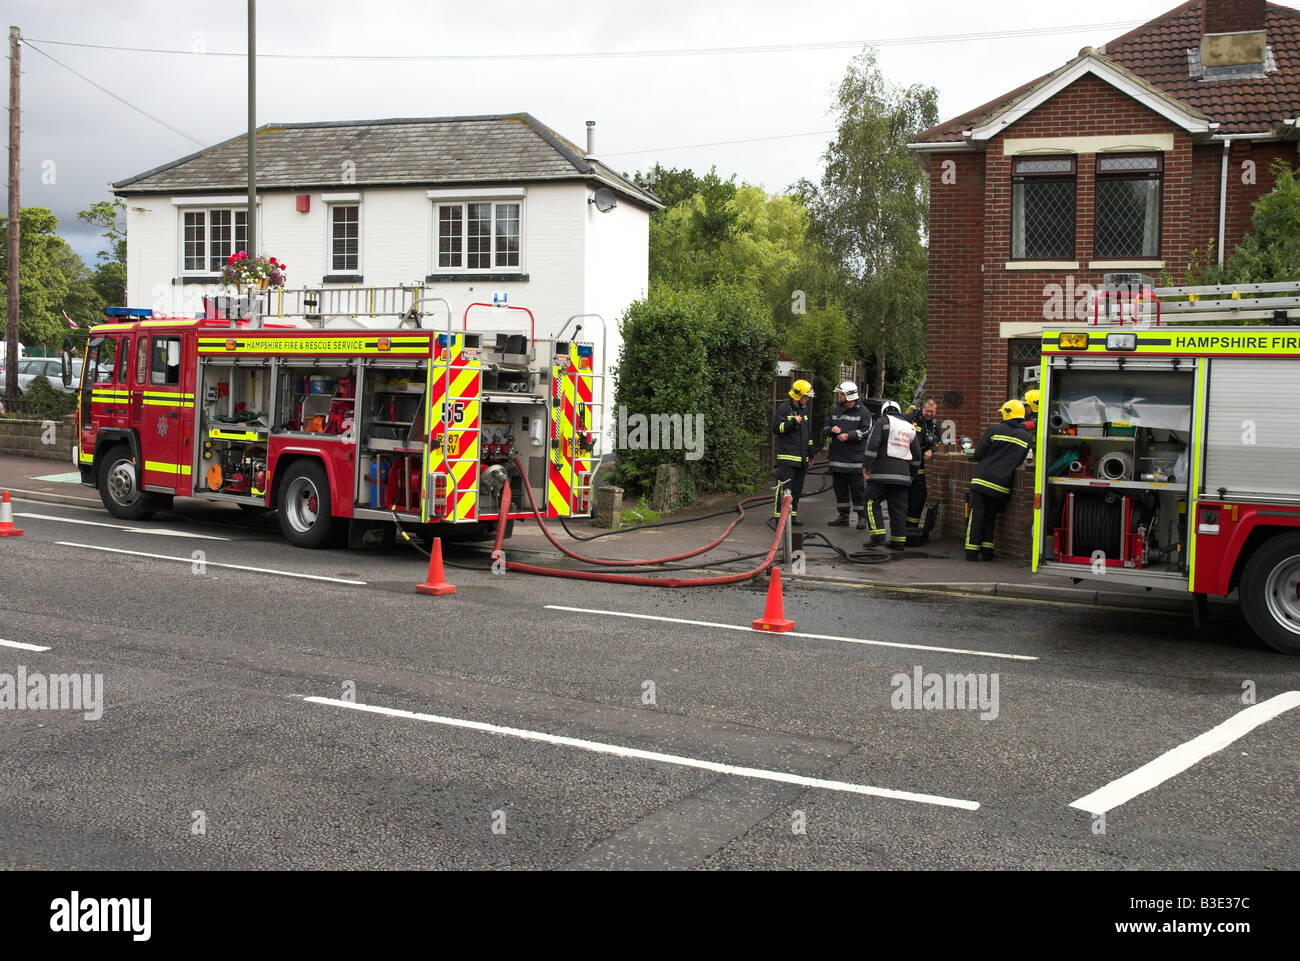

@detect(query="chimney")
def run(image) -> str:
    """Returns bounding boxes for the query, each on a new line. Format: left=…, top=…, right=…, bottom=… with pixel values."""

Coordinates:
left=1200, top=0, right=1268, bottom=69
left=585, top=120, right=595, bottom=157
left=1203, top=0, right=1266, bottom=35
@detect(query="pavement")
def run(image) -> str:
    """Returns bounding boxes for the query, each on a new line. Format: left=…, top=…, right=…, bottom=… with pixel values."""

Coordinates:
left=0, top=451, right=1229, bottom=618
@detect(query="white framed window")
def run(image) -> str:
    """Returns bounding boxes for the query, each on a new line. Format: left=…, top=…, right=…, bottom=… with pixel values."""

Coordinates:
left=180, top=208, right=248, bottom=274
left=433, top=200, right=523, bottom=272
left=329, top=203, right=361, bottom=273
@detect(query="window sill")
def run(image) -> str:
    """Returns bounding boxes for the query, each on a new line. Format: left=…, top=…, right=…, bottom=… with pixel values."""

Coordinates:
left=1004, top=261, right=1080, bottom=271
left=173, top=276, right=224, bottom=285
left=1087, top=260, right=1164, bottom=270
left=425, top=273, right=529, bottom=283
left=322, top=275, right=364, bottom=284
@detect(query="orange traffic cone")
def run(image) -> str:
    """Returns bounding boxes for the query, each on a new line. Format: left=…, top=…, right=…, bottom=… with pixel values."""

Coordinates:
left=415, top=536, right=456, bottom=596
left=752, top=567, right=793, bottom=632
left=0, top=491, right=22, bottom=537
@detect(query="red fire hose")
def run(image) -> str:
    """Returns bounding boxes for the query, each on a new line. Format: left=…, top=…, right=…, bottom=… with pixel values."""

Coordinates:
left=491, top=467, right=792, bottom=587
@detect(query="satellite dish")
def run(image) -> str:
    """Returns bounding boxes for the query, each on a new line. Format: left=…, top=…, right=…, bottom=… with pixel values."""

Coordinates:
left=589, top=187, right=617, bottom=213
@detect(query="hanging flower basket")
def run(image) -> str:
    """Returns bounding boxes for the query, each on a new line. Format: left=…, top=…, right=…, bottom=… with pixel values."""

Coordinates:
left=222, top=251, right=287, bottom=290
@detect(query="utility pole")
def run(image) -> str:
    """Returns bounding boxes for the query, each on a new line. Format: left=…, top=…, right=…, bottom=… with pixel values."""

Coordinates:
left=246, top=0, right=255, bottom=258
left=5, top=25, right=19, bottom=402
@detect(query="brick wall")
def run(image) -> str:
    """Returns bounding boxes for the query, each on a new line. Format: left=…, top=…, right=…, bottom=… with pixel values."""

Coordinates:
left=0, top=416, right=78, bottom=461
left=927, top=450, right=1034, bottom=565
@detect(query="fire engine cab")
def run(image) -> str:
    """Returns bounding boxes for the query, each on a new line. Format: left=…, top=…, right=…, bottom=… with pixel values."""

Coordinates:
left=64, top=287, right=600, bottom=549
left=1033, top=277, right=1300, bottom=654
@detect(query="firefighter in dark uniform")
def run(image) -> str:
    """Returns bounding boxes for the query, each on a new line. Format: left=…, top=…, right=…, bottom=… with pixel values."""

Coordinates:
left=824, top=380, right=872, bottom=528
left=907, top=397, right=940, bottom=531
left=862, top=400, right=921, bottom=552
left=965, top=399, right=1033, bottom=561
left=772, top=378, right=817, bottom=526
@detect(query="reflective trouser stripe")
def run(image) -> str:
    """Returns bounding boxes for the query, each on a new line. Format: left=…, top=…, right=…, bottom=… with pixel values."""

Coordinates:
left=866, top=503, right=884, bottom=535
left=965, top=512, right=979, bottom=551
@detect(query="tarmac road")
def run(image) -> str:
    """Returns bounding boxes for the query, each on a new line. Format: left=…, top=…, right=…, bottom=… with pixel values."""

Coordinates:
left=0, top=496, right=1296, bottom=870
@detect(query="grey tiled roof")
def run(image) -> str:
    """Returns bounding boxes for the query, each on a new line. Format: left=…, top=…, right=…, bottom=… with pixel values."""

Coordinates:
left=112, top=113, right=662, bottom=209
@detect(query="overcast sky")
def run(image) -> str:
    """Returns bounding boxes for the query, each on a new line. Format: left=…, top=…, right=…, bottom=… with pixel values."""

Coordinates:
left=3, top=0, right=1190, bottom=269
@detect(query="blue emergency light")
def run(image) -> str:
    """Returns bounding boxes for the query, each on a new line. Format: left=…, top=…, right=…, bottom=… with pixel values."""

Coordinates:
left=105, top=307, right=154, bottom=318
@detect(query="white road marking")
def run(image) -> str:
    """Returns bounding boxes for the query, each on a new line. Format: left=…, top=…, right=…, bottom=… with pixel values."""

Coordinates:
left=305, top=696, right=981, bottom=810
left=1069, top=690, right=1300, bottom=815
left=17, top=513, right=227, bottom=540
left=56, top=542, right=367, bottom=585
left=545, top=605, right=1038, bottom=662
left=0, top=639, right=51, bottom=652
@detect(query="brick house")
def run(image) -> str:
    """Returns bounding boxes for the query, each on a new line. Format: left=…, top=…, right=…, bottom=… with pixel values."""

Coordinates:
left=910, top=0, right=1300, bottom=441
left=907, top=0, right=1300, bottom=560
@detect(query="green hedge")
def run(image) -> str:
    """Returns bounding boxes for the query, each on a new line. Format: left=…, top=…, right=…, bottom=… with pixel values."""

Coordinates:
left=611, top=284, right=778, bottom=499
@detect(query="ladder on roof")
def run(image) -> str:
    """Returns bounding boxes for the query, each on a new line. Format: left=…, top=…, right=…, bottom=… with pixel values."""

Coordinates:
left=1086, top=274, right=1300, bottom=326
left=207, top=284, right=430, bottom=327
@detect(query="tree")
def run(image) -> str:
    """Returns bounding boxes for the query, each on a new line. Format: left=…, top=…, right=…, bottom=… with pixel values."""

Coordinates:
left=0, top=207, right=91, bottom=347
left=1225, top=160, right=1300, bottom=282
left=78, top=199, right=127, bottom=309
left=801, top=48, right=938, bottom=397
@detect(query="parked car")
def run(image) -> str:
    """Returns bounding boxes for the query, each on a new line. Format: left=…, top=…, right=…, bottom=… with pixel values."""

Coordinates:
left=0, top=357, right=83, bottom=395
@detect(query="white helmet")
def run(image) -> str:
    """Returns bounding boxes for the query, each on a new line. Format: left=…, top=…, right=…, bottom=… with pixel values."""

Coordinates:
left=834, top=380, right=859, bottom=403
left=879, top=400, right=901, bottom=417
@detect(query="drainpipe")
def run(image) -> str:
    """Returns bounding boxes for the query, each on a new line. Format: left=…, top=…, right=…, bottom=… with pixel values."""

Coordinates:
left=1218, top=137, right=1231, bottom=268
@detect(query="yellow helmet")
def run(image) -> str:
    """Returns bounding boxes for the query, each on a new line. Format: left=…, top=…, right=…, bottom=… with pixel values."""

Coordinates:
left=789, top=379, right=815, bottom=401
left=1023, top=389, right=1040, bottom=415
left=1001, top=399, right=1027, bottom=421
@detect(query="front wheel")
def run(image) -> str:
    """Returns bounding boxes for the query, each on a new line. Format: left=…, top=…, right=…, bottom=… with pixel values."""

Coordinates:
left=277, top=460, right=334, bottom=548
left=1239, top=532, right=1300, bottom=655
left=98, top=444, right=156, bottom=520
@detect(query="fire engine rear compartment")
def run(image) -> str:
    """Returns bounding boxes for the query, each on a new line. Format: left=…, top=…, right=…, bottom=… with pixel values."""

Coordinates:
left=1036, top=361, right=1195, bottom=587
left=192, top=338, right=558, bottom=521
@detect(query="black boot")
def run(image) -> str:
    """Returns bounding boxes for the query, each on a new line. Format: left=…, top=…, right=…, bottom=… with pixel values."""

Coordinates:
left=856, top=514, right=868, bottom=530
left=791, top=514, right=804, bottom=527
left=827, top=514, right=849, bottom=527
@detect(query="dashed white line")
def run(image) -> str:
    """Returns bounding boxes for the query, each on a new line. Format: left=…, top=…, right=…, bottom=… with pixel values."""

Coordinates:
left=0, top=639, right=51, bottom=652
left=16, top=512, right=228, bottom=540
left=56, top=542, right=367, bottom=585
left=545, top=605, right=1038, bottom=661
left=1069, top=690, right=1300, bottom=815
left=305, top=696, right=981, bottom=810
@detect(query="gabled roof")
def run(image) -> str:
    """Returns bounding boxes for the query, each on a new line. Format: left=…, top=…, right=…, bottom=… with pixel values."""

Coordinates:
left=911, top=0, right=1300, bottom=147
left=1103, top=0, right=1300, bottom=135
left=912, top=48, right=1213, bottom=147
left=112, top=113, right=662, bottom=210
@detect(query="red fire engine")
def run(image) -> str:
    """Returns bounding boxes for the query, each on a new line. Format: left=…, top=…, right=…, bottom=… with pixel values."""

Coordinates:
left=64, top=288, right=600, bottom=549
left=1033, top=278, right=1300, bottom=654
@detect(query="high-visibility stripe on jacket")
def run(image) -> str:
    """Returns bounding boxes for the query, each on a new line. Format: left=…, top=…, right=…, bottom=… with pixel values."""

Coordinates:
left=970, top=417, right=1032, bottom=500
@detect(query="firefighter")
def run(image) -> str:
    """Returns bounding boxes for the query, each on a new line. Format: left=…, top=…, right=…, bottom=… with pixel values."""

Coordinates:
left=862, top=400, right=921, bottom=552
left=772, top=378, right=817, bottom=526
left=965, top=399, right=1033, bottom=561
left=824, top=380, right=872, bottom=528
left=906, top=397, right=940, bottom=532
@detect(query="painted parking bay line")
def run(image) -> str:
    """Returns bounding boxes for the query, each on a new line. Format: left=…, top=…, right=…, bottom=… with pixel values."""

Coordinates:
left=1069, top=690, right=1300, bottom=816
left=305, top=696, right=981, bottom=810
left=16, top=512, right=228, bottom=541
left=545, top=605, right=1038, bottom=662
left=56, top=542, right=366, bottom=585
left=0, top=639, right=51, bottom=652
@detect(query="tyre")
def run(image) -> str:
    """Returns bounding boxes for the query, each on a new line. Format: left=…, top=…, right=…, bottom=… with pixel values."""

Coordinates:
left=1239, top=532, right=1300, bottom=655
left=97, top=444, right=156, bottom=520
left=277, top=460, right=334, bottom=548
